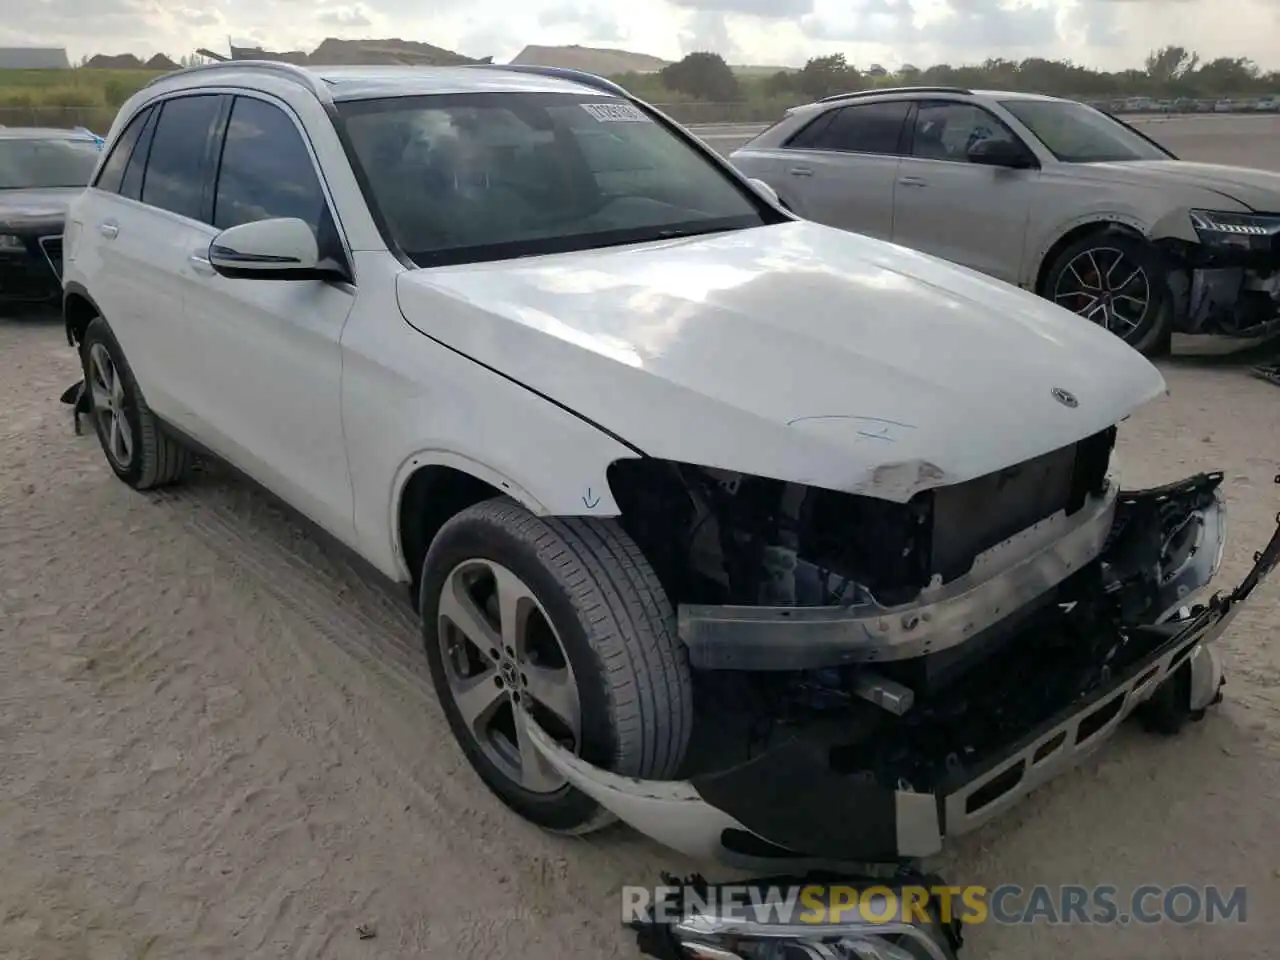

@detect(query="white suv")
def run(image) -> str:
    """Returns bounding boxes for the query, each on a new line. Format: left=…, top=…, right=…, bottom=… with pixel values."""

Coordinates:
left=62, top=63, right=1274, bottom=883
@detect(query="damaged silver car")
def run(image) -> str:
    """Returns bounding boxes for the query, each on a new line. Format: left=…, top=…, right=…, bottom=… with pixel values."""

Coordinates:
left=730, top=88, right=1280, bottom=356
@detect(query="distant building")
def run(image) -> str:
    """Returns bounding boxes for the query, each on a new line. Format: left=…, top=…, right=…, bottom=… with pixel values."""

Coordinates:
left=0, top=47, right=70, bottom=69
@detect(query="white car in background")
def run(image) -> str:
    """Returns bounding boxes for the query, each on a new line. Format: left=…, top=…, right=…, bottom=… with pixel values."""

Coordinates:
left=59, top=61, right=1279, bottom=960
left=730, top=86, right=1280, bottom=355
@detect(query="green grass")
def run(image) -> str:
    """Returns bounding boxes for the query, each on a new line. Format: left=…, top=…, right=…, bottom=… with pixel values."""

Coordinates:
left=0, top=69, right=164, bottom=131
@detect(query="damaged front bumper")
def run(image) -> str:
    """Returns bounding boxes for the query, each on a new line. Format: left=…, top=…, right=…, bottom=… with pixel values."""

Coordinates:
left=522, top=473, right=1280, bottom=868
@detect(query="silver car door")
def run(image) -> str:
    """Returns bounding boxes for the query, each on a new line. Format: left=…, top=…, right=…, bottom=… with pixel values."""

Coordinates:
left=770, top=101, right=910, bottom=242
left=891, top=100, right=1037, bottom=285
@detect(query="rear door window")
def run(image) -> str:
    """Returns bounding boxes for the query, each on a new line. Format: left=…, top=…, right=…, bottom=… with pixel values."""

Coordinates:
left=119, top=107, right=160, bottom=201
left=94, top=106, right=153, bottom=194
left=789, top=102, right=910, bottom=156
left=140, top=94, right=224, bottom=222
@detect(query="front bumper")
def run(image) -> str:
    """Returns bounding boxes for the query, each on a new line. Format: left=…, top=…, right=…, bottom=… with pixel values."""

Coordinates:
left=523, top=474, right=1280, bottom=868
left=0, top=233, right=63, bottom=305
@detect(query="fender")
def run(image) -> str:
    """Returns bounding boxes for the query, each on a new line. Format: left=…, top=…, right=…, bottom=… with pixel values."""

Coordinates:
left=386, top=448, right=625, bottom=581
left=62, top=280, right=103, bottom=346
left=1024, top=211, right=1152, bottom=289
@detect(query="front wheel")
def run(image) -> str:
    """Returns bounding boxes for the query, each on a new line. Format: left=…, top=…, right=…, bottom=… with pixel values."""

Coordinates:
left=79, top=317, right=190, bottom=489
left=1042, top=233, right=1173, bottom=356
left=419, top=498, right=693, bottom=834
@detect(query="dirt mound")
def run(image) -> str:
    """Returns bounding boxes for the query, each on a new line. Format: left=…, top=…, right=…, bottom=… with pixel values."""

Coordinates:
left=308, top=37, right=486, bottom=66
left=510, top=44, right=669, bottom=75
left=84, top=53, right=144, bottom=69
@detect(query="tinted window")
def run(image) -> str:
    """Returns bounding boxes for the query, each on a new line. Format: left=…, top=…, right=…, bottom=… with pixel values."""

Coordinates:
left=785, top=110, right=836, bottom=149
left=791, top=102, right=909, bottom=155
left=120, top=107, right=159, bottom=201
left=95, top=106, right=152, bottom=193
left=909, top=102, right=1021, bottom=162
left=214, top=97, right=329, bottom=232
left=337, top=92, right=770, bottom=268
left=1000, top=99, right=1171, bottom=163
left=0, top=136, right=102, bottom=189
left=141, top=95, right=222, bottom=220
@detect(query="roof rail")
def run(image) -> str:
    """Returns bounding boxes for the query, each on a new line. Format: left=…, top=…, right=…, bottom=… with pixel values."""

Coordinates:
left=144, top=59, right=331, bottom=99
left=465, top=63, right=632, bottom=98
left=817, top=85, right=972, bottom=103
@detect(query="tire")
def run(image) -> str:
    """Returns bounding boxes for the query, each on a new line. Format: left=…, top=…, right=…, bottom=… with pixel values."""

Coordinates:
left=1041, top=231, right=1174, bottom=357
left=1136, top=660, right=1201, bottom=736
left=80, top=316, right=190, bottom=490
left=419, top=497, right=693, bottom=834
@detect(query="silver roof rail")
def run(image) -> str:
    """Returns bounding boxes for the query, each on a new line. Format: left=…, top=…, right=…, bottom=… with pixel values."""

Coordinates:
left=817, top=85, right=972, bottom=103
left=464, top=63, right=631, bottom=98
left=144, top=60, right=331, bottom=100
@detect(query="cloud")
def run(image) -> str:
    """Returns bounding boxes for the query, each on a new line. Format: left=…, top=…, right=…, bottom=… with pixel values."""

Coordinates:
left=537, top=2, right=627, bottom=41
left=668, top=0, right=814, bottom=16
left=317, top=5, right=374, bottom=28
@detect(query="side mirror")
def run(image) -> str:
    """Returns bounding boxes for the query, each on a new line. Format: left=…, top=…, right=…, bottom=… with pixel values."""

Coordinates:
left=208, top=217, right=327, bottom=281
left=747, top=177, right=781, bottom=207
left=967, top=138, right=1036, bottom=169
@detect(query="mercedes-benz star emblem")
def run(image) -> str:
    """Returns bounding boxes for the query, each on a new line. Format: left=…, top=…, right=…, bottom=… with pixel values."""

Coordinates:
left=1051, top=387, right=1079, bottom=408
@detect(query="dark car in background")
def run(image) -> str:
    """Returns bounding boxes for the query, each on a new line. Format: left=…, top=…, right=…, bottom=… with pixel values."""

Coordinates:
left=0, top=127, right=102, bottom=311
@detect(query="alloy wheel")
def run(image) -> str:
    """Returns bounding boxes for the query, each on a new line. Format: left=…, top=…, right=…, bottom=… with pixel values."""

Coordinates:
left=87, top=342, right=134, bottom=468
left=437, top=559, right=581, bottom=793
left=1053, top=246, right=1152, bottom=339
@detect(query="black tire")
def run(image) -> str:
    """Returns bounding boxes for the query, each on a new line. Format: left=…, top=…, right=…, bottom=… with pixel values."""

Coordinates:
left=1135, top=660, right=1199, bottom=736
left=80, top=316, right=190, bottom=490
left=420, top=497, right=693, bottom=834
left=1041, top=231, right=1174, bottom=357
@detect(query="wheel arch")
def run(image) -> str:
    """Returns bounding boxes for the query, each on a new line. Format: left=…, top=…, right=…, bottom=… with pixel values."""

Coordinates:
left=391, top=450, right=624, bottom=607
left=1032, top=218, right=1148, bottom=296
left=63, top=281, right=102, bottom=348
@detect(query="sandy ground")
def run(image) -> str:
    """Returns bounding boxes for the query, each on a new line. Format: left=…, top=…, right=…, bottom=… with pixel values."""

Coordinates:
left=2, top=114, right=1279, bottom=959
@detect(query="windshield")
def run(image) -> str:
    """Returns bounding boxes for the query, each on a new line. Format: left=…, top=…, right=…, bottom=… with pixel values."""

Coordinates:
left=1000, top=100, right=1172, bottom=163
left=0, top=137, right=102, bottom=189
left=336, top=92, right=770, bottom=266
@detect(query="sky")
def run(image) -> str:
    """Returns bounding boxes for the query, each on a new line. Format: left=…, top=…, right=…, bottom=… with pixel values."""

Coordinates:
left=3, top=0, right=1279, bottom=74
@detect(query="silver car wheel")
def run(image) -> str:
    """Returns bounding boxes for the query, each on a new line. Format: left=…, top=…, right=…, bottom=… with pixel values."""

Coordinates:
left=87, top=342, right=134, bottom=468
left=1053, top=246, right=1152, bottom=338
left=437, top=558, right=582, bottom=794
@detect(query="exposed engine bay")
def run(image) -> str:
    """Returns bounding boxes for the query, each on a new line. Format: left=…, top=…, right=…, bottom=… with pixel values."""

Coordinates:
left=531, top=452, right=1280, bottom=873
left=616, top=471, right=1226, bottom=788
left=1160, top=234, right=1280, bottom=338
left=609, top=427, right=1116, bottom=616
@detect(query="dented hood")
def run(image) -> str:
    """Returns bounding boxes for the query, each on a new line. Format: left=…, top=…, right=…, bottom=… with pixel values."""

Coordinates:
left=396, top=220, right=1165, bottom=500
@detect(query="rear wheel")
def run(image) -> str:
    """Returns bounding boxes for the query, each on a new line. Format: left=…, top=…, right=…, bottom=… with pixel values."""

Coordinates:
left=419, top=498, right=693, bottom=833
left=1043, top=233, right=1173, bottom=356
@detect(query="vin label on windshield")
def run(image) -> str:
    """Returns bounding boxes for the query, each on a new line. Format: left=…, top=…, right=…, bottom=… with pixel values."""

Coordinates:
left=581, top=102, right=651, bottom=123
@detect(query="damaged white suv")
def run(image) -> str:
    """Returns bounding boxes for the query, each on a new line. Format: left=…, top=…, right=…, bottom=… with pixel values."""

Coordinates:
left=64, top=63, right=1277, bottom=890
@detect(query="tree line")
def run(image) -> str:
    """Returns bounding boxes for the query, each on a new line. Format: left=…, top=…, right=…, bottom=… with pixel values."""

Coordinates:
left=613, top=47, right=1277, bottom=105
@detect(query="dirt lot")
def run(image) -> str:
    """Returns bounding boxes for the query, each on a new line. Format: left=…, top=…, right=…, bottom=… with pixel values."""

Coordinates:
left=3, top=296, right=1280, bottom=955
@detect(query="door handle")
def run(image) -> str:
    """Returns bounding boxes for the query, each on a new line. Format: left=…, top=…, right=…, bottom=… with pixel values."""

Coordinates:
left=98, top=221, right=119, bottom=238
left=188, top=253, right=215, bottom=276
left=788, top=166, right=813, bottom=177
left=898, top=177, right=927, bottom=187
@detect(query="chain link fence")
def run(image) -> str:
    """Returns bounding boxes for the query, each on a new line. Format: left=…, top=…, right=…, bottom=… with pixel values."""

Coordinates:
left=6, top=98, right=1278, bottom=135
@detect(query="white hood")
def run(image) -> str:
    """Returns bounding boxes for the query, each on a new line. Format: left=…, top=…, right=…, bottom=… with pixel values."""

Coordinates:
left=395, top=220, right=1165, bottom=500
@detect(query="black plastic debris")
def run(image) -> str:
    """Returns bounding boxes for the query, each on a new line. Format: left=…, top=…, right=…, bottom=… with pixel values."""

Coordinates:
left=1252, top=362, right=1280, bottom=387
left=60, top=380, right=89, bottom=435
